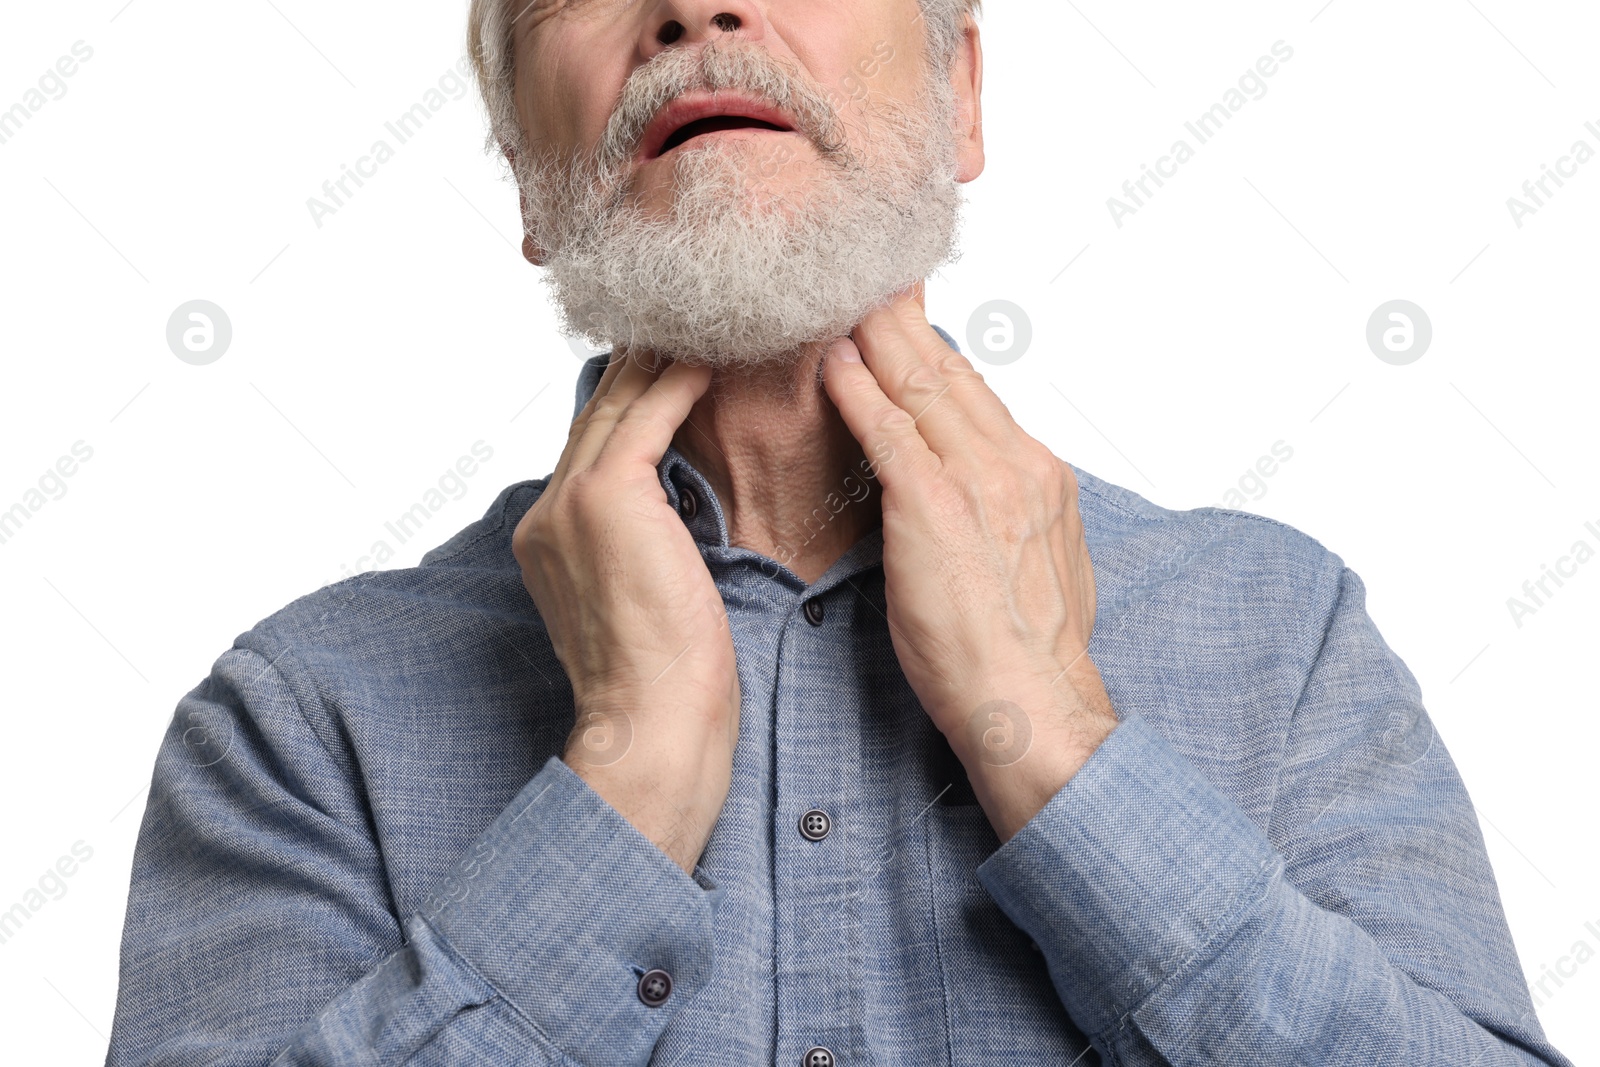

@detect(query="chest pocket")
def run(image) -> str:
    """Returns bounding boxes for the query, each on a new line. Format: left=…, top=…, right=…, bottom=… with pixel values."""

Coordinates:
left=925, top=801, right=1099, bottom=1066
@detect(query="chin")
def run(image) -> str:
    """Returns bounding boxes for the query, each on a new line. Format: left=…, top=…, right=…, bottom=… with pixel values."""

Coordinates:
left=634, top=142, right=827, bottom=221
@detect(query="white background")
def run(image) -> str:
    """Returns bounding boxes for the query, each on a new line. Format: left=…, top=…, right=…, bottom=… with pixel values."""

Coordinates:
left=1, top=0, right=1596, bottom=1061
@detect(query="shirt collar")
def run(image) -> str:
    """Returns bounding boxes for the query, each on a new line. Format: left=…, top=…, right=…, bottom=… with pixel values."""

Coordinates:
left=568, top=323, right=963, bottom=590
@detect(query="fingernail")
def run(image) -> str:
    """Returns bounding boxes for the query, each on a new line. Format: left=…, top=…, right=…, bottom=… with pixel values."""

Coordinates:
left=830, top=338, right=862, bottom=363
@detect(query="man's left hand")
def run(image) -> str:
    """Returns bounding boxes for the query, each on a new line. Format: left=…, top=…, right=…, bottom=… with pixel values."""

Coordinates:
left=822, top=290, right=1119, bottom=842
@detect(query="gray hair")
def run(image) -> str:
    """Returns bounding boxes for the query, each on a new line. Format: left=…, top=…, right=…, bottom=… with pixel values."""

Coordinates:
left=466, top=0, right=982, bottom=159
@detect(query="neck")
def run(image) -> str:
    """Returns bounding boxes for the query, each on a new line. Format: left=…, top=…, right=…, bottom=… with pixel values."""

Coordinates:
left=669, top=340, right=882, bottom=586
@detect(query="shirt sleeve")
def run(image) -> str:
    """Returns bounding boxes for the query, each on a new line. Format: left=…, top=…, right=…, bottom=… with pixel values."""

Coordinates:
left=973, top=563, right=1573, bottom=1066
left=105, top=637, right=723, bottom=1066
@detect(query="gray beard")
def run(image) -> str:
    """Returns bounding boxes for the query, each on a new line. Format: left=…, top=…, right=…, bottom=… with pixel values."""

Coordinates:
left=514, top=43, right=965, bottom=369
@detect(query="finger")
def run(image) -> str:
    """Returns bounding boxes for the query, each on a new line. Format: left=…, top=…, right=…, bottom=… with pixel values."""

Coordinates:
left=576, top=349, right=631, bottom=425
left=851, top=302, right=1017, bottom=457
left=592, top=358, right=713, bottom=477
left=549, top=351, right=632, bottom=486
left=562, top=349, right=675, bottom=478
left=821, top=336, right=937, bottom=490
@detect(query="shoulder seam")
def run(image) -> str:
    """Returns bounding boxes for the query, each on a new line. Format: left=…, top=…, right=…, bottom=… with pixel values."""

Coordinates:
left=1074, top=476, right=1150, bottom=522
left=1199, top=504, right=1328, bottom=544
left=231, top=629, right=348, bottom=777
left=1075, top=466, right=1332, bottom=552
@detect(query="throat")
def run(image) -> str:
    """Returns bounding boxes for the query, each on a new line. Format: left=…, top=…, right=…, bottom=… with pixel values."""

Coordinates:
left=670, top=355, right=882, bottom=585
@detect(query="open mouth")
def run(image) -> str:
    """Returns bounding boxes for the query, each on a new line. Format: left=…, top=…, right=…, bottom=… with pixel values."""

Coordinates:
left=638, top=95, right=799, bottom=162
left=659, top=115, right=790, bottom=156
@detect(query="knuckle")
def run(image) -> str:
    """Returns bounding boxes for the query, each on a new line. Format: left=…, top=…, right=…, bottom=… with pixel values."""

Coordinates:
left=934, top=351, right=976, bottom=377
left=563, top=466, right=605, bottom=501
left=1058, top=460, right=1080, bottom=496
left=872, top=405, right=917, bottom=438
left=905, top=363, right=944, bottom=394
left=592, top=394, right=628, bottom=421
left=512, top=510, right=548, bottom=563
left=1019, top=441, right=1060, bottom=476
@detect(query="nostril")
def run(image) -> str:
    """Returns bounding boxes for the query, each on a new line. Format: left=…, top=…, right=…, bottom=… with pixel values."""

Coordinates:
left=712, top=12, right=740, bottom=32
left=657, top=20, right=685, bottom=45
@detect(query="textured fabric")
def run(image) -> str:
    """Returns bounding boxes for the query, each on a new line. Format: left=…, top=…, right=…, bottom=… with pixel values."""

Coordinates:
left=105, top=329, right=1571, bottom=1066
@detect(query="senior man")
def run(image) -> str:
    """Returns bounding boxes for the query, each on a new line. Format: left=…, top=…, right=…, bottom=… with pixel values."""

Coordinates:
left=106, top=1, right=1570, bottom=1065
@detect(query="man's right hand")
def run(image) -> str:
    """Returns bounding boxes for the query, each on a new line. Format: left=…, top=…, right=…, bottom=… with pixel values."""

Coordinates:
left=513, top=350, right=738, bottom=876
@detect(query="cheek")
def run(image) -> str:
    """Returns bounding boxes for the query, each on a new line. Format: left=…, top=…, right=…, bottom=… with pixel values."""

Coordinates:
left=868, top=43, right=932, bottom=104
left=816, top=31, right=933, bottom=121
left=519, top=25, right=632, bottom=149
left=773, top=4, right=905, bottom=95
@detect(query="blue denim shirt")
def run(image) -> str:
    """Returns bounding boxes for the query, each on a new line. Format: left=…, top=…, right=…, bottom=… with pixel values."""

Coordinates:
left=106, top=331, right=1571, bottom=1066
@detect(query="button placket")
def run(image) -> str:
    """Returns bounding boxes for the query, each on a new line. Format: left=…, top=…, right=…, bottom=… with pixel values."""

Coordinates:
left=773, top=596, right=862, bottom=1067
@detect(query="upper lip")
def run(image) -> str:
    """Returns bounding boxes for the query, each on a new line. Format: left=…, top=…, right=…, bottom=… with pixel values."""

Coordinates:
left=636, top=91, right=798, bottom=162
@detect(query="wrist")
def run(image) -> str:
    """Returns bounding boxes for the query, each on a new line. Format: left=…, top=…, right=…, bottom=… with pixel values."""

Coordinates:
left=939, top=655, right=1114, bottom=761
left=939, top=658, right=1118, bottom=843
left=563, top=756, right=723, bottom=876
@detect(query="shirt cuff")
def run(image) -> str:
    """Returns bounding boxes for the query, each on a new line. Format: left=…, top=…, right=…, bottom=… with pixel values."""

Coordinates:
left=974, top=715, right=1280, bottom=1040
left=423, top=754, right=722, bottom=1065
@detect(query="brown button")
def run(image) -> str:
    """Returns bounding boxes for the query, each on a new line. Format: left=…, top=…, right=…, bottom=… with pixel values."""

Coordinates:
left=678, top=486, right=698, bottom=519
left=803, top=599, right=825, bottom=626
